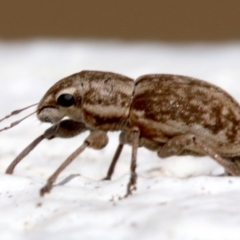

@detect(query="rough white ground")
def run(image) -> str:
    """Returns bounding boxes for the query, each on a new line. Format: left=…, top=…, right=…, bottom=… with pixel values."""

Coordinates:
left=0, top=40, right=240, bottom=240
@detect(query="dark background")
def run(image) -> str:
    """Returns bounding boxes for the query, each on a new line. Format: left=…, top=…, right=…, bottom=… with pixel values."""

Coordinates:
left=0, top=0, right=240, bottom=41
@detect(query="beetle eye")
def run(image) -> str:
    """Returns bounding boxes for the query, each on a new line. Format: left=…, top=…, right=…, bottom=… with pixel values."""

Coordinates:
left=57, top=94, right=75, bottom=107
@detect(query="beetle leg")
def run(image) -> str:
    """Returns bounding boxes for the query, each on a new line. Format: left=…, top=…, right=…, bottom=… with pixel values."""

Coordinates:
left=102, top=143, right=124, bottom=180
left=124, top=127, right=140, bottom=198
left=102, top=131, right=134, bottom=180
left=157, top=134, right=196, bottom=158
left=40, top=130, right=108, bottom=196
left=194, top=137, right=240, bottom=176
left=223, top=156, right=240, bottom=175
left=6, top=135, right=45, bottom=174
left=5, top=120, right=88, bottom=174
left=158, top=134, right=240, bottom=176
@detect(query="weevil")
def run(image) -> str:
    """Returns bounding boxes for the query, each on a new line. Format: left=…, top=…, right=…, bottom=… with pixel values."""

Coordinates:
left=1, top=70, right=240, bottom=197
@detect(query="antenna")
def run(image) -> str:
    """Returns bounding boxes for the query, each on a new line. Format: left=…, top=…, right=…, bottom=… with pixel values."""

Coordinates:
left=0, top=103, right=38, bottom=132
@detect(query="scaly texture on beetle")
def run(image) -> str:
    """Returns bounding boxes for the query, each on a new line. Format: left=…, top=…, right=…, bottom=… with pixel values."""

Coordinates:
left=3, top=70, right=240, bottom=197
left=131, top=75, right=240, bottom=156
left=38, top=71, right=134, bottom=131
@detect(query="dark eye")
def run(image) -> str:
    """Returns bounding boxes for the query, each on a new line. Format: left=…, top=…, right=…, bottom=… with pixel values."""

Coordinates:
left=57, top=94, right=75, bottom=107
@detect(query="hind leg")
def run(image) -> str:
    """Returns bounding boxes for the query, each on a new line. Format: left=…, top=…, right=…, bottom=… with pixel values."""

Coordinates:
left=157, top=134, right=240, bottom=176
left=223, top=156, right=240, bottom=176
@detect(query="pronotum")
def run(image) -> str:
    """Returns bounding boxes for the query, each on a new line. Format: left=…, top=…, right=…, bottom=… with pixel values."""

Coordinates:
left=1, top=70, right=240, bottom=197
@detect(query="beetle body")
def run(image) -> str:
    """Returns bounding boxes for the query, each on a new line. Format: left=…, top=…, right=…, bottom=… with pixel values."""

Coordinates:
left=4, top=70, right=240, bottom=196
left=38, top=71, right=240, bottom=158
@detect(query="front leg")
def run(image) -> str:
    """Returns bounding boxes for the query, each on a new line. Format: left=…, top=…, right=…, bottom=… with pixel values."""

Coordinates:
left=6, top=120, right=87, bottom=174
left=40, top=130, right=109, bottom=196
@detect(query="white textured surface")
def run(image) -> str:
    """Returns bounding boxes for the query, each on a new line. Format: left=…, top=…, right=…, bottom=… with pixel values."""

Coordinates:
left=1, top=40, right=240, bottom=240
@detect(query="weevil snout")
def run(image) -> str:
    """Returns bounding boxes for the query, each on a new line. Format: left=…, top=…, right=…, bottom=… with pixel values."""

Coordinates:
left=37, top=93, right=83, bottom=123
left=37, top=106, right=63, bottom=123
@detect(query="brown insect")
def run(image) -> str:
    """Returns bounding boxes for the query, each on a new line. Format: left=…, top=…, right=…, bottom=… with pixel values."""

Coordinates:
left=1, top=70, right=240, bottom=197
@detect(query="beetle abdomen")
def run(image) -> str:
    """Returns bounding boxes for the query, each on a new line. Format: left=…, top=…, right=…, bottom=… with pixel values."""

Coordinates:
left=130, top=74, right=240, bottom=155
